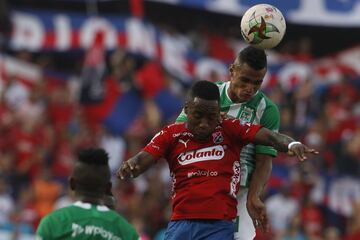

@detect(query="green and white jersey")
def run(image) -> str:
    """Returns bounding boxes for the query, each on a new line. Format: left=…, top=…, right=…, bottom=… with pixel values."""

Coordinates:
left=176, top=81, right=280, bottom=187
left=36, top=201, right=139, bottom=240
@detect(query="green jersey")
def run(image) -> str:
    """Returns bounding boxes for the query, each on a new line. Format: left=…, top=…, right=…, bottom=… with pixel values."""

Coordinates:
left=36, top=201, right=139, bottom=240
left=176, top=81, right=280, bottom=187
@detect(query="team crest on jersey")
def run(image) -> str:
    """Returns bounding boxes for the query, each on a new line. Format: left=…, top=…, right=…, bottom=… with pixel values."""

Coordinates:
left=212, top=131, right=224, bottom=144
left=239, top=107, right=253, bottom=124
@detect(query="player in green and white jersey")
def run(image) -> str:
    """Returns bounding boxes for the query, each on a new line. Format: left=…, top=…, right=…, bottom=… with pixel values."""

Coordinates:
left=36, top=148, right=139, bottom=240
left=177, top=46, right=279, bottom=240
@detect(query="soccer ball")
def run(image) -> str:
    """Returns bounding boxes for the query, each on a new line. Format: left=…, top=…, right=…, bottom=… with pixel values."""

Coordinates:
left=240, top=4, right=286, bottom=49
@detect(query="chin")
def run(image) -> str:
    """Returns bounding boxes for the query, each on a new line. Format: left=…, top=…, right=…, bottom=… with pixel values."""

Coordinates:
left=196, top=134, right=211, bottom=141
left=239, top=96, right=251, bottom=102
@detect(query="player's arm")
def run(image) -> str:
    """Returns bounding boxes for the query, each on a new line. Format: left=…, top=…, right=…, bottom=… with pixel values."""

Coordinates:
left=247, top=104, right=278, bottom=232
left=117, top=151, right=157, bottom=179
left=247, top=153, right=271, bottom=232
left=117, top=127, right=172, bottom=180
left=253, top=129, right=318, bottom=161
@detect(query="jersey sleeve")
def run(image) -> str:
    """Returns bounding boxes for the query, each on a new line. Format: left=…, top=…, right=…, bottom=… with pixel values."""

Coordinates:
left=142, top=125, right=173, bottom=158
left=36, top=215, right=53, bottom=239
left=175, top=109, right=187, bottom=123
left=255, top=103, right=280, bottom=157
left=225, top=119, right=262, bottom=145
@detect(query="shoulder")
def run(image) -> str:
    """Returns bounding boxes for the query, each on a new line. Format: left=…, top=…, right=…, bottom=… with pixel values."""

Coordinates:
left=164, top=122, right=186, bottom=133
left=112, top=212, right=139, bottom=235
left=150, top=123, right=186, bottom=142
left=214, top=81, right=228, bottom=92
left=214, top=81, right=226, bottom=87
left=43, top=206, right=71, bottom=219
left=38, top=206, right=71, bottom=228
left=252, top=91, right=280, bottom=115
left=255, top=91, right=278, bottom=108
left=221, top=118, right=241, bottom=128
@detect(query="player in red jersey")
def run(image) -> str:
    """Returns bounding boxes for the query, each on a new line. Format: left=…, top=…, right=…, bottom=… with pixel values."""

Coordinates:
left=117, top=80, right=317, bottom=240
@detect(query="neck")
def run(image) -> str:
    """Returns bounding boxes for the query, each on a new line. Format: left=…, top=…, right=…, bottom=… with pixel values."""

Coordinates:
left=74, top=191, right=104, bottom=205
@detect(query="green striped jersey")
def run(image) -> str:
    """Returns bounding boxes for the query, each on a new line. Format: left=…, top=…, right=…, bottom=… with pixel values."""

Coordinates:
left=36, top=201, right=139, bottom=240
left=176, top=81, right=280, bottom=187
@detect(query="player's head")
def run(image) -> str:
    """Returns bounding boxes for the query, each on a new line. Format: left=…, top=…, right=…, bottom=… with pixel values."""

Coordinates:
left=185, top=80, right=220, bottom=141
left=70, top=148, right=111, bottom=204
left=229, top=46, right=267, bottom=103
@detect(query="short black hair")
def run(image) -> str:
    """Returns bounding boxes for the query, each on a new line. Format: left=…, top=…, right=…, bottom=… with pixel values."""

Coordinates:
left=72, top=148, right=111, bottom=194
left=189, top=80, right=220, bottom=102
left=78, top=148, right=109, bottom=166
left=235, top=46, right=267, bottom=70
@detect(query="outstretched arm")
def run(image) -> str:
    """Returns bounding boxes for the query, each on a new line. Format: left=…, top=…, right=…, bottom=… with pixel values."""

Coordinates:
left=116, top=151, right=157, bottom=179
left=253, top=128, right=318, bottom=161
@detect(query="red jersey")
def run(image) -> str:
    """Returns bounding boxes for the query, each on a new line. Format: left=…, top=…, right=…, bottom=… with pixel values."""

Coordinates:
left=143, top=119, right=262, bottom=220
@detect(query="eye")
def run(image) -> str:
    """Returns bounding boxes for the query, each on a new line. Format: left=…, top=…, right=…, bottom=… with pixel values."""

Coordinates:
left=193, top=113, right=202, bottom=119
left=239, top=77, right=249, bottom=83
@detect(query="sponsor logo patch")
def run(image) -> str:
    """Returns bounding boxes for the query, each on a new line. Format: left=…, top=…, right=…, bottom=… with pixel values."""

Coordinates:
left=177, top=145, right=225, bottom=165
left=187, top=170, right=218, bottom=178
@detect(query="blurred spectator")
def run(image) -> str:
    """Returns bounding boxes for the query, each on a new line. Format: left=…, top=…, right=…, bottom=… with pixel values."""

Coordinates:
left=266, top=184, right=300, bottom=237
left=281, top=214, right=307, bottom=240
left=0, top=7, right=359, bottom=239
left=324, top=227, right=341, bottom=240
left=300, top=195, right=323, bottom=238
left=344, top=201, right=360, bottom=240
left=0, top=177, right=14, bottom=227
left=32, top=167, right=62, bottom=219
left=3, top=77, right=29, bottom=110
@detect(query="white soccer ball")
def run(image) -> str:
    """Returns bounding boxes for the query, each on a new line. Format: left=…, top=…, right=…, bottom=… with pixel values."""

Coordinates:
left=240, top=4, right=286, bottom=49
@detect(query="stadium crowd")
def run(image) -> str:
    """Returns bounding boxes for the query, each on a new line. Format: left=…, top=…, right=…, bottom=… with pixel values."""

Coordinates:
left=0, top=12, right=360, bottom=240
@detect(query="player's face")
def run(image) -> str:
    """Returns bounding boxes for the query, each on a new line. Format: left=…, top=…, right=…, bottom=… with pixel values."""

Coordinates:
left=228, top=63, right=266, bottom=103
left=185, top=97, right=220, bottom=141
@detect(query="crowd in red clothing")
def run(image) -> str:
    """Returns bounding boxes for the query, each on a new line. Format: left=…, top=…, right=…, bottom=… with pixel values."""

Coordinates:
left=0, top=26, right=360, bottom=240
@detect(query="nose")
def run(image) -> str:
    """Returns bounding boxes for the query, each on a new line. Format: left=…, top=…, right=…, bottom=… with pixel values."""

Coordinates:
left=242, top=84, right=256, bottom=95
left=245, top=83, right=255, bottom=92
left=199, top=118, right=210, bottom=129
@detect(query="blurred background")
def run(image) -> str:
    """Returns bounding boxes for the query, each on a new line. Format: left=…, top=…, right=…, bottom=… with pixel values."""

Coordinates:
left=0, top=0, right=359, bottom=239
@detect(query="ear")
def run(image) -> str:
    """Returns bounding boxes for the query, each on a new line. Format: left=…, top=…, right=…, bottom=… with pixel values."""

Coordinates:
left=229, top=64, right=235, bottom=76
left=184, top=101, right=189, bottom=115
left=229, top=63, right=235, bottom=74
left=69, top=177, right=75, bottom=191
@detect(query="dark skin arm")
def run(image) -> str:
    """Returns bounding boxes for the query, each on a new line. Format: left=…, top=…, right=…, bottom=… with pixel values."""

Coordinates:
left=117, top=151, right=157, bottom=180
left=253, top=128, right=318, bottom=161
left=247, top=153, right=272, bottom=233
left=247, top=127, right=318, bottom=231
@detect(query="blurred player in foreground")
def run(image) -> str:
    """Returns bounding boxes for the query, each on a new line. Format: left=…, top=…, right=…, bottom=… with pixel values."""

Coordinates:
left=36, top=148, right=139, bottom=240
left=177, top=46, right=279, bottom=239
left=117, top=81, right=317, bottom=240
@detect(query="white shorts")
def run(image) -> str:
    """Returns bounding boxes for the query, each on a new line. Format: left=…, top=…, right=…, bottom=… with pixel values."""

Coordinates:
left=234, top=188, right=256, bottom=240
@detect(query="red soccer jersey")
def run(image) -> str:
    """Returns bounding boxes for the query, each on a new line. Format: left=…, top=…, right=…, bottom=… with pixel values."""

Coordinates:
left=143, top=119, right=262, bottom=220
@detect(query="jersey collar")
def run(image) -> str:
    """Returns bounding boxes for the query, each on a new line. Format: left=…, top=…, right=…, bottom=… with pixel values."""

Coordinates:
left=73, top=201, right=110, bottom=211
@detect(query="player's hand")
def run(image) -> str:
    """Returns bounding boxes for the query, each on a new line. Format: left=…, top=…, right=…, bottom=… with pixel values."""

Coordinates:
left=288, top=142, right=319, bottom=162
left=246, top=196, right=268, bottom=233
left=116, top=158, right=141, bottom=180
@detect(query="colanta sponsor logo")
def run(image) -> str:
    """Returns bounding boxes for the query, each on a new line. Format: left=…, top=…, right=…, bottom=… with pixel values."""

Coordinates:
left=177, top=145, right=224, bottom=165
